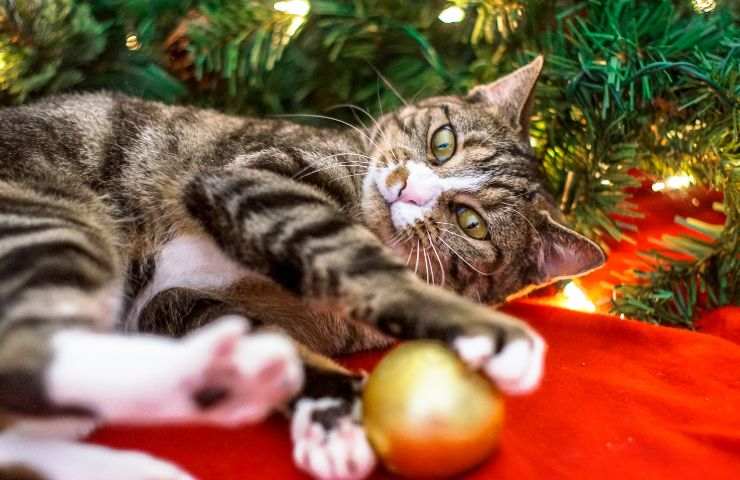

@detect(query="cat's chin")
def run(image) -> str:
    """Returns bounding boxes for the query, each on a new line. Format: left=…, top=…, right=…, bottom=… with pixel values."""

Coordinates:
left=389, top=201, right=433, bottom=231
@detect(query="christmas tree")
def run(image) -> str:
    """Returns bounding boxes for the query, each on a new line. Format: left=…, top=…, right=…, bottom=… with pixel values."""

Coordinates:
left=1, top=0, right=737, bottom=326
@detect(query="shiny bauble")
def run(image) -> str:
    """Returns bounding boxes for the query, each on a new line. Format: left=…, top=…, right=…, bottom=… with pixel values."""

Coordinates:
left=363, top=341, right=504, bottom=478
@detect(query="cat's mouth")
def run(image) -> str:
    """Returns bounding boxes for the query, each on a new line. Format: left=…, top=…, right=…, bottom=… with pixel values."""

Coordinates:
left=372, top=161, right=443, bottom=231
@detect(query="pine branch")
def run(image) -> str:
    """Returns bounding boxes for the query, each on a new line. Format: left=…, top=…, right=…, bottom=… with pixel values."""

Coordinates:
left=612, top=210, right=739, bottom=327
left=0, top=0, right=186, bottom=105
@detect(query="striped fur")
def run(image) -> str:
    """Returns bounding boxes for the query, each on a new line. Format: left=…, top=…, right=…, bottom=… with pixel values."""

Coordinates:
left=0, top=57, right=605, bottom=480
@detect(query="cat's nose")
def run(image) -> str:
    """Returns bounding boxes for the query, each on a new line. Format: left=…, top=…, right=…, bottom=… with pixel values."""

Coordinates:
left=397, top=181, right=440, bottom=207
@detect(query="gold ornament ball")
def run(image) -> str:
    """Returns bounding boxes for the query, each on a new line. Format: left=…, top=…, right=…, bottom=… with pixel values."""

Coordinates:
left=363, top=341, right=504, bottom=478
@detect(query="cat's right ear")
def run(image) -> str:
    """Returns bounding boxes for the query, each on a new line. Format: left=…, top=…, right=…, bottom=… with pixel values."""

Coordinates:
left=466, top=56, right=544, bottom=138
left=531, top=211, right=606, bottom=284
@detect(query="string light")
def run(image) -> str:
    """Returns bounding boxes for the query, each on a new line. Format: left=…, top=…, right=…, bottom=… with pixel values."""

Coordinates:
left=652, top=174, right=693, bottom=192
left=125, top=33, right=141, bottom=51
left=438, top=6, right=465, bottom=23
left=561, top=282, right=596, bottom=313
left=274, top=0, right=310, bottom=16
left=691, top=0, right=716, bottom=13
left=274, top=0, right=309, bottom=39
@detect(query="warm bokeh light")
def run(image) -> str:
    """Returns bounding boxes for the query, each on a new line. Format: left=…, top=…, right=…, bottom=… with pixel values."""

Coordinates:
left=665, top=174, right=693, bottom=190
left=692, top=0, right=716, bottom=13
left=562, top=282, right=597, bottom=312
left=438, top=6, right=465, bottom=23
left=274, top=0, right=310, bottom=16
left=652, top=174, right=693, bottom=192
left=125, top=33, right=141, bottom=51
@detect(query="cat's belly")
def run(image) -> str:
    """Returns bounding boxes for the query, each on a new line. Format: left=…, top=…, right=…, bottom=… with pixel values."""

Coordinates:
left=125, top=234, right=249, bottom=330
left=125, top=234, right=393, bottom=355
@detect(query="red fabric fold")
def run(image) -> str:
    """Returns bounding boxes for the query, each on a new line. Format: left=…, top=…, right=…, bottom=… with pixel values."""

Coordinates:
left=89, top=303, right=740, bottom=479
left=89, top=185, right=740, bottom=479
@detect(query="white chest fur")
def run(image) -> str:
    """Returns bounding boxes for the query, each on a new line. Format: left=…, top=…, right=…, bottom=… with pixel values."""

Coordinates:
left=126, top=234, right=249, bottom=329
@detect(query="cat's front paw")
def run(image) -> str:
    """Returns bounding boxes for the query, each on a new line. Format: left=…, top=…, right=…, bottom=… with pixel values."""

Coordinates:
left=182, top=316, right=304, bottom=425
left=452, top=318, right=546, bottom=395
left=291, top=397, right=376, bottom=480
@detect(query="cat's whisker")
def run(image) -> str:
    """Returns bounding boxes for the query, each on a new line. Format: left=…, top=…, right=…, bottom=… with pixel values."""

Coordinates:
left=273, top=113, right=380, bottom=151
left=390, top=230, right=413, bottom=248
left=426, top=245, right=435, bottom=286
left=291, top=152, right=372, bottom=178
left=370, top=83, right=406, bottom=165
left=422, top=246, right=431, bottom=285
left=405, top=244, right=414, bottom=267
left=325, top=104, right=369, bottom=132
left=435, top=225, right=474, bottom=243
left=329, top=172, right=371, bottom=183
left=295, top=162, right=369, bottom=181
left=324, top=103, right=395, bottom=156
left=387, top=228, right=409, bottom=246
left=498, top=203, right=543, bottom=243
left=436, top=235, right=494, bottom=276
left=414, top=239, right=421, bottom=276
left=370, top=64, right=409, bottom=107
left=427, top=231, right=445, bottom=287
left=328, top=104, right=381, bottom=134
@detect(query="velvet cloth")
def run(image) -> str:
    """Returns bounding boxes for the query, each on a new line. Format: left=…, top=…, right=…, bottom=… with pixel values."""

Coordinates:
left=88, top=185, right=740, bottom=479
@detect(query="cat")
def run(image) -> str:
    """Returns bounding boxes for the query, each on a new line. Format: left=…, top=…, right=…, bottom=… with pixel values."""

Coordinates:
left=0, top=56, right=604, bottom=480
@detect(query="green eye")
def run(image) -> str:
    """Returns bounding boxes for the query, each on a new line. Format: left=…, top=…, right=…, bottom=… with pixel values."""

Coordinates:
left=455, top=205, right=489, bottom=240
left=430, top=125, right=456, bottom=164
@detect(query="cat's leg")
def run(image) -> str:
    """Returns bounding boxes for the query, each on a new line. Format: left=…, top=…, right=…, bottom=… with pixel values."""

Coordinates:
left=185, top=167, right=544, bottom=395
left=0, top=431, right=193, bottom=480
left=0, top=185, right=301, bottom=424
left=290, top=350, right=375, bottom=480
left=0, top=182, right=124, bottom=418
left=134, top=286, right=305, bottom=422
left=136, top=286, right=374, bottom=480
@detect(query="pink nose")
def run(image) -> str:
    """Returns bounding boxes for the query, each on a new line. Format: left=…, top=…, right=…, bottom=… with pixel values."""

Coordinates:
left=397, top=182, right=437, bottom=206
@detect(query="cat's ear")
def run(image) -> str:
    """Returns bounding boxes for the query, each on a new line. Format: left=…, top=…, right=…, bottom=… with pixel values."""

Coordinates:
left=533, top=211, right=605, bottom=284
left=467, top=55, right=544, bottom=137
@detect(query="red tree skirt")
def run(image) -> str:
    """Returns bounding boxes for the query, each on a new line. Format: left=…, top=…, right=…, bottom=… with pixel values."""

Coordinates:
left=89, top=186, right=740, bottom=479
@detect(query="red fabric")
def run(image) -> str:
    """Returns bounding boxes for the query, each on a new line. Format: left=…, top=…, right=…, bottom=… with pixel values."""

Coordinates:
left=88, top=185, right=740, bottom=479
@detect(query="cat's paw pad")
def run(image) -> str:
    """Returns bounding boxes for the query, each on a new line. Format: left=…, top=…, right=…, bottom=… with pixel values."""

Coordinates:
left=453, top=330, right=546, bottom=395
left=291, top=398, right=376, bottom=480
left=182, top=316, right=303, bottom=425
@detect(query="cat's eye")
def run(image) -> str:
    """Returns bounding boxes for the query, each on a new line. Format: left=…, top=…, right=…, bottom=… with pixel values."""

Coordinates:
left=454, top=205, right=489, bottom=240
left=430, top=125, right=456, bottom=164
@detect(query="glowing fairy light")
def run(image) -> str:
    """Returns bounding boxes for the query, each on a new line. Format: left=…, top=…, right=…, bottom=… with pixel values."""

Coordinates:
left=125, top=33, right=141, bottom=51
left=691, top=0, right=716, bottom=13
left=438, top=6, right=465, bottom=23
left=285, top=16, right=305, bottom=36
left=652, top=173, right=693, bottom=192
left=562, top=282, right=596, bottom=313
left=274, top=0, right=310, bottom=16
left=665, top=174, right=693, bottom=189
left=274, top=0, right=309, bottom=40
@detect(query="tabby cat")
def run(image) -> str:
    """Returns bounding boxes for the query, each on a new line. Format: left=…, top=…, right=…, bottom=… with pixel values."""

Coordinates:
left=0, top=56, right=604, bottom=480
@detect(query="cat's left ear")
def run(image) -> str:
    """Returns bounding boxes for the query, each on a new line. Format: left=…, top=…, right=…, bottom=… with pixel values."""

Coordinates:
left=467, top=55, right=544, bottom=138
left=533, top=211, right=606, bottom=284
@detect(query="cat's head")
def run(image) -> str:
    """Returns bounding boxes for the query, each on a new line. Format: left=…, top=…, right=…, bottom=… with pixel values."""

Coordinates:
left=361, top=56, right=605, bottom=304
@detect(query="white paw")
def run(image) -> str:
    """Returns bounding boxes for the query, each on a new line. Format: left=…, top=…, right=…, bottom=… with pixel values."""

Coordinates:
left=291, top=398, right=376, bottom=480
left=453, top=331, right=546, bottom=395
left=190, top=319, right=305, bottom=425
left=0, top=434, right=194, bottom=480
left=175, top=316, right=304, bottom=425
left=48, top=316, right=303, bottom=425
